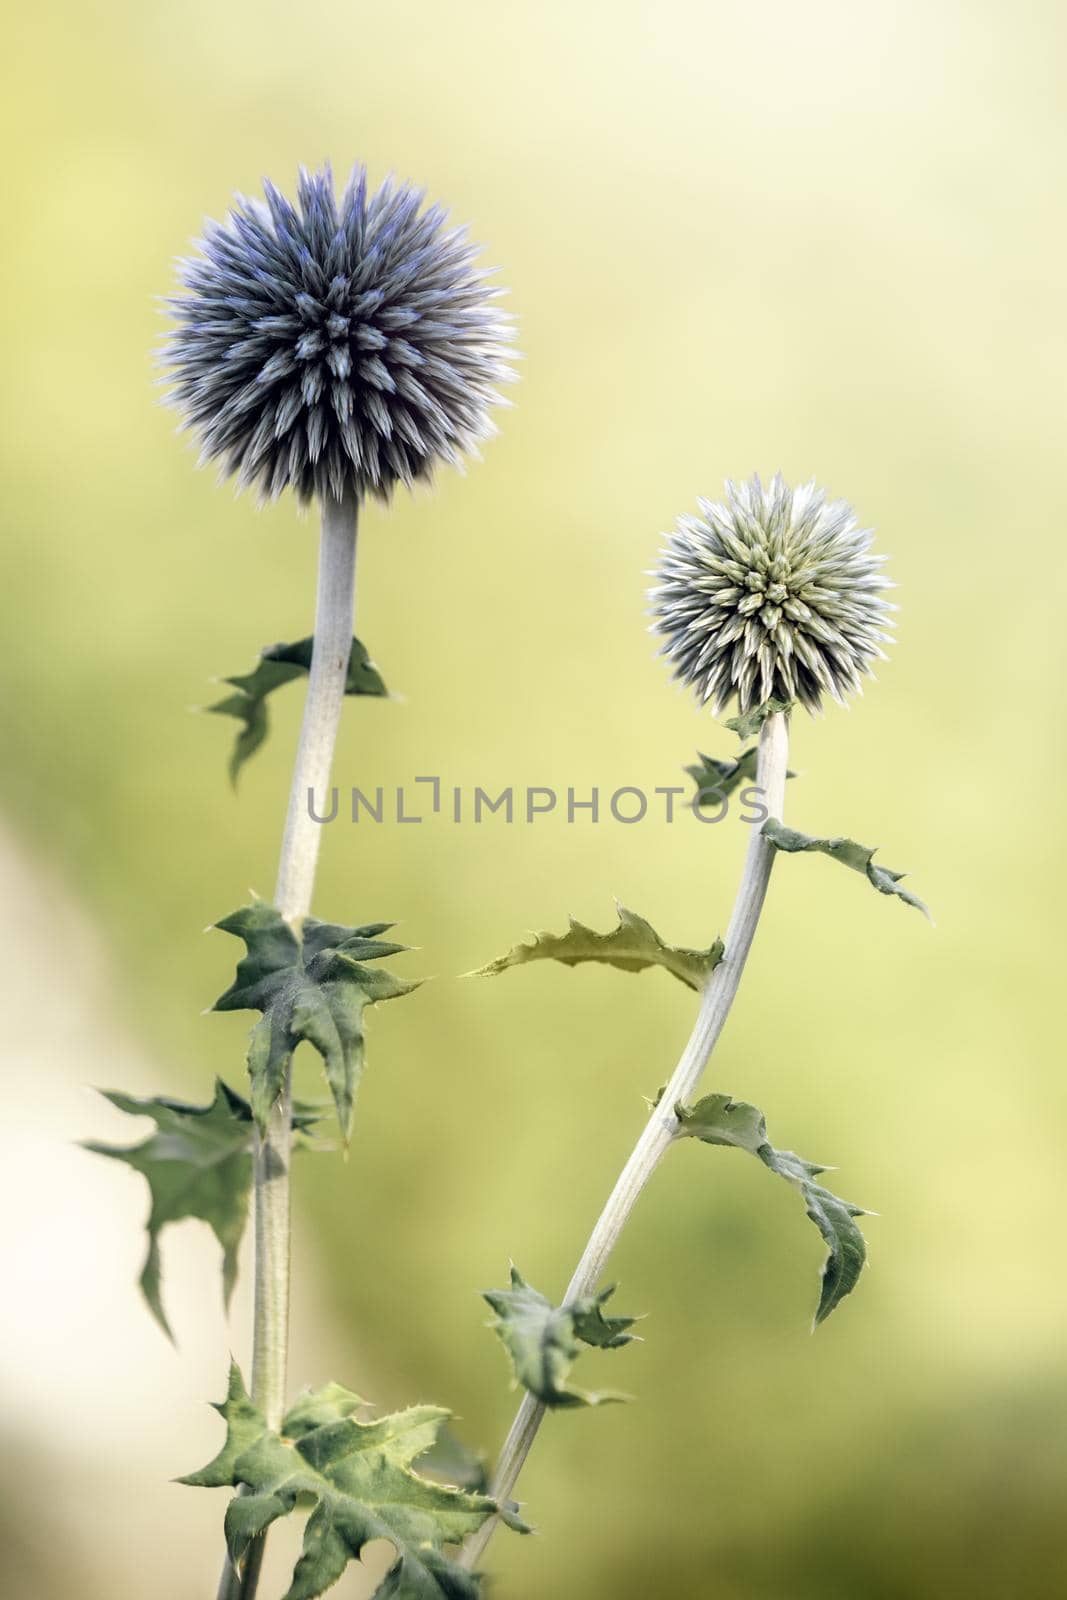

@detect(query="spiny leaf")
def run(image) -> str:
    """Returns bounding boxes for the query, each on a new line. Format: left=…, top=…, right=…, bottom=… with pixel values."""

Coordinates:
left=208, top=636, right=387, bottom=785
left=762, top=816, right=931, bottom=919
left=570, top=1295, right=639, bottom=1350
left=686, top=746, right=797, bottom=808
left=83, top=1080, right=322, bottom=1339
left=724, top=697, right=792, bottom=740
left=686, top=745, right=759, bottom=803
left=483, top=1267, right=636, bottom=1408
left=675, top=1092, right=870, bottom=1325
left=213, top=902, right=420, bottom=1139
left=182, top=1364, right=524, bottom=1600
left=415, top=1428, right=490, bottom=1495
left=470, top=903, right=723, bottom=992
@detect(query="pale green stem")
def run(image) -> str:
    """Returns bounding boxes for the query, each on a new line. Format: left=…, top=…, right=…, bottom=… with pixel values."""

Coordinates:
left=459, top=711, right=791, bottom=1572
left=216, top=489, right=359, bottom=1600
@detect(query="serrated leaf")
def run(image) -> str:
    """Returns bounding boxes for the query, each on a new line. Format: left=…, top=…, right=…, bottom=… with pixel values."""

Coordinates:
left=570, top=1295, right=639, bottom=1350
left=83, top=1080, right=322, bottom=1339
left=675, top=1092, right=870, bottom=1325
left=686, top=746, right=797, bottom=808
left=213, top=902, right=420, bottom=1139
left=470, top=903, right=723, bottom=992
left=686, top=745, right=760, bottom=803
left=415, top=1428, right=490, bottom=1495
left=724, top=697, right=793, bottom=740
left=208, top=636, right=387, bottom=785
left=483, top=1267, right=636, bottom=1408
left=762, top=817, right=931, bottom=919
left=182, top=1364, right=523, bottom=1600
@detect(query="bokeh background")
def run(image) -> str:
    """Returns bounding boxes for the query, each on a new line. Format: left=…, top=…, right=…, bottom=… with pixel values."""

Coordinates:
left=3, top=2, right=1066, bottom=1596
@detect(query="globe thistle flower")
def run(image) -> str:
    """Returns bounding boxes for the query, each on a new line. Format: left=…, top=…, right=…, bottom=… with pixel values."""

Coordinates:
left=163, top=165, right=514, bottom=504
left=650, top=473, right=893, bottom=714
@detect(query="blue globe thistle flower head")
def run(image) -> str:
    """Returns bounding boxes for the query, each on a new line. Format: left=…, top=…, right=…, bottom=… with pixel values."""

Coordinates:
left=163, top=165, right=515, bottom=504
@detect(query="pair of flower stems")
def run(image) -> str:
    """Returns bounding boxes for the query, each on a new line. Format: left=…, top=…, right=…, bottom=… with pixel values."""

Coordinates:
left=216, top=488, right=789, bottom=1597
left=148, top=161, right=902, bottom=1600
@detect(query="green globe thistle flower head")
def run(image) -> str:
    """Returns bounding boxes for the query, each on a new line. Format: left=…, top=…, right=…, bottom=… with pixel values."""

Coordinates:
left=650, top=473, right=893, bottom=715
left=163, top=164, right=515, bottom=504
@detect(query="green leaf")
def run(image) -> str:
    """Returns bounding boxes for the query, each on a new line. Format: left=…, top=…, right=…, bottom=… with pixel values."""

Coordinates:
left=724, top=697, right=792, bottom=740
left=483, top=1267, right=636, bottom=1408
left=83, top=1080, right=321, bottom=1339
left=415, top=1428, right=490, bottom=1495
left=675, top=1092, right=870, bottom=1325
left=686, top=746, right=797, bottom=809
left=470, top=903, right=723, bottom=992
left=686, top=745, right=760, bottom=803
left=570, top=1295, right=639, bottom=1350
left=213, top=902, right=420, bottom=1139
left=208, top=636, right=387, bottom=785
left=182, top=1364, right=524, bottom=1600
left=762, top=816, right=931, bottom=919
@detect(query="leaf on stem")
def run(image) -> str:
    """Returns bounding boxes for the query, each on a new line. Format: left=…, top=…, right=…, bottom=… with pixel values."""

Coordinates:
left=483, top=1267, right=637, bottom=1408
left=182, top=1363, right=525, bottom=1600
left=675, top=1092, right=871, bottom=1325
left=83, top=1079, right=322, bottom=1339
left=415, top=1428, right=490, bottom=1495
left=213, top=902, right=420, bottom=1139
left=686, top=745, right=759, bottom=803
left=762, top=817, right=931, bottom=919
left=686, top=746, right=797, bottom=809
left=207, top=636, right=387, bottom=785
left=724, top=697, right=792, bottom=740
left=470, top=903, right=722, bottom=992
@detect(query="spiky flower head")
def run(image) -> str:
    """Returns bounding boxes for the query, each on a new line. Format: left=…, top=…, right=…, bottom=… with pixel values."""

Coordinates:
left=163, top=165, right=514, bottom=504
left=650, top=474, right=892, bottom=714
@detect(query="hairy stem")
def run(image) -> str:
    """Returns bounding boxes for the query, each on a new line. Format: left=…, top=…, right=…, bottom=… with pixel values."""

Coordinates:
left=460, top=710, right=790, bottom=1571
left=216, top=489, right=359, bottom=1600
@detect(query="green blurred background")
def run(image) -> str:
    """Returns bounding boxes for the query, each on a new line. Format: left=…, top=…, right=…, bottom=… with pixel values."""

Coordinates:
left=2, top=1, right=1066, bottom=1595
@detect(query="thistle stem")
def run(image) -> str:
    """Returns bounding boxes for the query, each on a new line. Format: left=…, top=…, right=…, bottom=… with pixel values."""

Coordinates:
left=460, top=710, right=790, bottom=1572
left=216, top=488, right=359, bottom=1600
